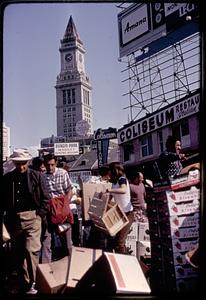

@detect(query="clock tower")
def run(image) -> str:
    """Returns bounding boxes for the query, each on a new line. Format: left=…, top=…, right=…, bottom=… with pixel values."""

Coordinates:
left=55, top=16, right=93, bottom=140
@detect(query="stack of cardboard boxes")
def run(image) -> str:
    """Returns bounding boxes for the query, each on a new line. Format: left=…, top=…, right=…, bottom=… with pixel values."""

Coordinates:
left=147, top=169, right=200, bottom=292
left=36, top=246, right=151, bottom=294
left=125, top=219, right=151, bottom=264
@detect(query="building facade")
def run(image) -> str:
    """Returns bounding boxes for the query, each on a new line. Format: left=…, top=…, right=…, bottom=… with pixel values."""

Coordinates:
left=55, top=16, right=93, bottom=141
left=116, top=3, right=200, bottom=181
left=117, top=91, right=200, bottom=180
left=3, top=122, right=10, bottom=161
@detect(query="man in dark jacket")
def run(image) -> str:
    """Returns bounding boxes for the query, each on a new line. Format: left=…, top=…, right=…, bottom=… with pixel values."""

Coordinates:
left=3, top=148, right=49, bottom=294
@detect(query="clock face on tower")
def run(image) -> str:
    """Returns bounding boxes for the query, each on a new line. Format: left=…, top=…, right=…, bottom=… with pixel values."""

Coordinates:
left=65, top=53, right=73, bottom=62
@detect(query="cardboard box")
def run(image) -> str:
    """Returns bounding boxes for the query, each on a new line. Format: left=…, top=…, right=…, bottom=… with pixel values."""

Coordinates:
left=137, top=241, right=151, bottom=259
left=138, top=222, right=150, bottom=241
left=176, top=277, right=199, bottom=292
left=157, top=199, right=199, bottom=217
left=75, top=252, right=151, bottom=294
left=159, top=222, right=199, bottom=239
left=88, top=192, right=129, bottom=237
left=166, top=187, right=200, bottom=203
left=170, top=226, right=199, bottom=239
left=170, top=169, right=200, bottom=189
left=125, top=239, right=137, bottom=257
left=168, top=213, right=199, bottom=228
left=153, top=170, right=200, bottom=193
left=175, top=265, right=199, bottom=279
left=66, top=246, right=102, bottom=290
left=81, top=182, right=112, bottom=221
left=165, top=263, right=199, bottom=279
left=126, top=221, right=139, bottom=241
left=36, top=256, right=69, bottom=293
left=169, top=252, right=188, bottom=266
left=162, top=238, right=199, bottom=253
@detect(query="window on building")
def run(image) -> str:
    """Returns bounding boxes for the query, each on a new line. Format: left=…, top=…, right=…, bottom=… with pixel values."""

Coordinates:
left=87, top=91, right=90, bottom=105
left=123, top=143, right=134, bottom=162
left=72, top=88, right=75, bottom=104
left=158, top=130, right=164, bottom=153
left=140, top=134, right=153, bottom=157
left=83, top=89, right=90, bottom=105
left=66, top=90, right=70, bottom=105
left=172, top=119, right=190, bottom=147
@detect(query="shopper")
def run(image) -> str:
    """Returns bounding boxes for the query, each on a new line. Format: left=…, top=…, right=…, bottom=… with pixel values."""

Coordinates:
left=70, top=184, right=82, bottom=246
left=129, top=171, right=147, bottom=221
left=86, top=164, right=112, bottom=250
left=106, top=162, right=134, bottom=254
left=43, top=153, right=74, bottom=261
left=98, top=164, right=111, bottom=182
left=158, top=135, right=186, bottom=180
left=3, top=148, right=49, bottom=294
left=30, top=156, right=46, bottom=173
left=29, top=156, right=53, bottom=263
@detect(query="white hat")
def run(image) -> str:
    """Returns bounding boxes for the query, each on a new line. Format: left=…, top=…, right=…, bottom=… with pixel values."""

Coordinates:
left=10, top=148, right=32, bottom=162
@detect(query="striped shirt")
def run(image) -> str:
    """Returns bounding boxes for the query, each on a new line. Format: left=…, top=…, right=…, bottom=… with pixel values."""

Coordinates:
left=44, top=167, right=73, bottom=199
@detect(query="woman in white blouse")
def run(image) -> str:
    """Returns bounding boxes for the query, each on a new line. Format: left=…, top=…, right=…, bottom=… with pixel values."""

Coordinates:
left=107, top=162, right=134, bottom=254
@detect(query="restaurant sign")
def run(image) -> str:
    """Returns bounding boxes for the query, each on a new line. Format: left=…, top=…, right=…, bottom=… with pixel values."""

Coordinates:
left=118, top=92, right=200, bottom=144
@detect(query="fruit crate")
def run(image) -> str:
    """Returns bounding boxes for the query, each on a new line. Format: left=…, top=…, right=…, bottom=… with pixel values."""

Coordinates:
left=88, top=192, right=129, bottom=237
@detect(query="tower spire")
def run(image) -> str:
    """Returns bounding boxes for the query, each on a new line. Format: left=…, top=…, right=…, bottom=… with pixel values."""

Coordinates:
left=63, top=15, right=81, bottom=42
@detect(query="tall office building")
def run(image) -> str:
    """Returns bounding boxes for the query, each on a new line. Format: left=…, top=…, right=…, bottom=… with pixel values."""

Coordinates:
left=3, top=122, right=10, bottom=161
left=55, top=16, right=93, bottom=141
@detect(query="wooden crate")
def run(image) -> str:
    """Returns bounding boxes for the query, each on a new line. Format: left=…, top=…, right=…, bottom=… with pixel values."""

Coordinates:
left=88, top=192, right=109, bottom=218
left=88, top=192, right=129, bottom=236
left=81, top=182, right=112, bottom=221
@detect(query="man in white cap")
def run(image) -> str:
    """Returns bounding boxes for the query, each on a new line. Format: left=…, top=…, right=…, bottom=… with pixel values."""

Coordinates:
left=2, top=148, right=50, bottom=294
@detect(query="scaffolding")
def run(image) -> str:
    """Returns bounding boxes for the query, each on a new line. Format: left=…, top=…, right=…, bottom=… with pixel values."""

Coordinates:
left=120, top=32, right=200, bottom=122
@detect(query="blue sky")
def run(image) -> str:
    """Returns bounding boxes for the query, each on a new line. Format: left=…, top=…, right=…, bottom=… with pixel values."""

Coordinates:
left=3, top=2, right=129, bottom=151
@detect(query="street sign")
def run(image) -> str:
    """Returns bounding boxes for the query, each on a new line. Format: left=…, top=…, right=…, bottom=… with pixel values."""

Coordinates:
left=94, top=127, right=117, bottom=140
left=94, top=127, right=117, bottom=168
left=54, top=142, right=79, bottom=156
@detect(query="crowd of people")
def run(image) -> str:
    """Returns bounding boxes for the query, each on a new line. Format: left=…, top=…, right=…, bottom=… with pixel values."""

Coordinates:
left=2, top=134, right=199, bottom=294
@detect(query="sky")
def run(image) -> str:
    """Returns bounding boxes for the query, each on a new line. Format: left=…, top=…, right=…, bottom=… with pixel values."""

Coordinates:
left=3, top=2, right=130, bottom=153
